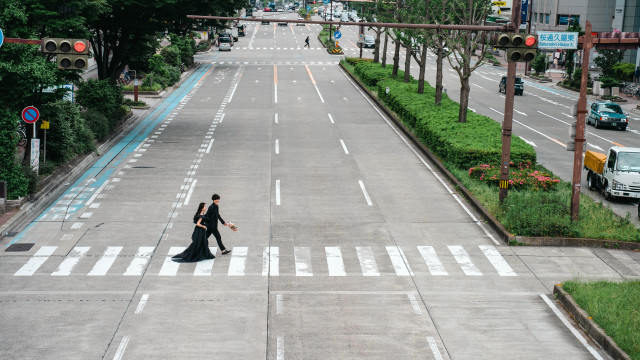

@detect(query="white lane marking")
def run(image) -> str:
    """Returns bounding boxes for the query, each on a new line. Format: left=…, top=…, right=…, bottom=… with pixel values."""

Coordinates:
left=472, top=83, right=483, bottom=88
left=183, top=179, right=197, bottom=206
left=338, top=67, right=500, bottom=245
left=417, top=246, right=448, bottom=276
left=88, top=246, right=123, bottom=276
left=514, top=109, right=527, bottom=116
left=520, top=137, right=537, bottom=147
left=340, top=139, right=349, bottom=154
left=219, top=113, right=225, bottom=123
left=194, top=247, right=217, bottom=276
left=206, top=139, right=214, bottom=153
left=427, top=337, right=444, bottom=360
left=275, top=113, right=278, bottom=124
left=408, top=293, right=422, bottom=314
left=14, top=246, right=57, bottom=276
left=71, top=222, right=84, bottom=230
left=540, top=295, right=605, bottom=360
left=314, top=84, right=325, bottom=103
left=275, top=139, right=280, bottom=154
left=51, top=246, right=90, bottom=276
left=135, top=294, right=149, bottom=314
left=277, top=336, right=284, bottom=360
left=276, top=294, right=283, bottom=315
left=479, top=245, right=517, bottom=276
left=294, top=247, right=313, bottom=276
left=358, top=180, right=372, bottom=206
left=80, top=212, right=93, bottom=219
left=325, top=247, right=346, bottom=276
left=113, top=336, right=130, bottom=360
left=356, top=246, right=380, bottom=276
left=386, top=246, right=413, bottom=276
left=86, top=180, right=109, bottom=206
left=228, top=247, right=248, bottom=276
left=328, top=113, right=335, bottom=123
left=490, top=107, right=566, bottom=148
left=159, top=247, right=185, bottom=276
left=276, top=179, right=281, bottom=205
left=538, top=111, right=620, bottom=146
left=228, top=82, right=239, bottom=103
left=448, top=245, right=482, bottom=276
left=124, top=247, right=155, bottom=276
left=263, top=247, right=279, bottom=276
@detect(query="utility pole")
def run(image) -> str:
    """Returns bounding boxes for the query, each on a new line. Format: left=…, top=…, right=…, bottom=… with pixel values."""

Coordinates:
left=569, top=22, right=592, bottom=221
left=498, top=0, right=522, bottom=203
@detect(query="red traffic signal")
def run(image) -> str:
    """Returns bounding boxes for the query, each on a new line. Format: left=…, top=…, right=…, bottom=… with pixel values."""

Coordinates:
left=524, top=35, right=536, bottom=47
left=73, top=40, right=86, bottom=53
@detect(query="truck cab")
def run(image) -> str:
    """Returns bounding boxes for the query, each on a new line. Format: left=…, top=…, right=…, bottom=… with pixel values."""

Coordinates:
left=585, top=147, right=640, bottom=200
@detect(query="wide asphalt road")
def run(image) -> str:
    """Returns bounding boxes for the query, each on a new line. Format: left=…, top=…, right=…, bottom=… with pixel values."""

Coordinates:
left=1, top=11, right=639, bottom=360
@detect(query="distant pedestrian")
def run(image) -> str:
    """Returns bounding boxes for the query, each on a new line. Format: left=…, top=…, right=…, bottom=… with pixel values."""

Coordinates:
left=635, top=66, right=640, bottom=83
left=304, top=36, right=310, bottom=48
left=205, top=194, right=234, bottom=255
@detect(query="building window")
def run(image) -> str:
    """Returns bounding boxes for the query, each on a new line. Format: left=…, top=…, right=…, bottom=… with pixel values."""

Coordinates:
left=558, top=15, right=579, bottom=26
left=540, top=13, right=544, bottom=23
left=545, top=14, right=549, bottom=24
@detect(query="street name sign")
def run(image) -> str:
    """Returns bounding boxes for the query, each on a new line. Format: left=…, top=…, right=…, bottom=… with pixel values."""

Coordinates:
left=537, top=31, right=578, bottom=49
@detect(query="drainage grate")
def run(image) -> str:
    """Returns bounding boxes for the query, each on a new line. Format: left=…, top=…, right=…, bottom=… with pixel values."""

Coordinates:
left=5, top=232, right=17, bottom=237
left=6, top=243, right=35, bottom=252
left=132, top=166, right=155, bottom=169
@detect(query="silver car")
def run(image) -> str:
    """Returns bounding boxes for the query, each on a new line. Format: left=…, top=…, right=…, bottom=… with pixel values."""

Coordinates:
left=219, top=39, right=232, bottom=51
left=363, top=35, right=375, bottom=48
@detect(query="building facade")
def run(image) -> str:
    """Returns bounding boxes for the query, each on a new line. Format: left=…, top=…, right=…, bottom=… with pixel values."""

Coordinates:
left=530, top=0, right=640, bottom=66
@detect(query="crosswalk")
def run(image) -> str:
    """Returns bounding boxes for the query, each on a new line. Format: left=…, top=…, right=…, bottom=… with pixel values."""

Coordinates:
left=13, top=244, right=520, bottom=278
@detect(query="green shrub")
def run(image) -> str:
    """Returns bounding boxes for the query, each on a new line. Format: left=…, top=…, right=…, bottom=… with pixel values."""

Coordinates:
left=41, top=100, right=95, bottom=163
left=469, top=161, right=560, bottom=191
left=531, top=53, right=547, bottom=75
left=76, top=79, right=125, bottom=131
left=82, top=109, right=110, bottom=141
left=21, top=164, right=39, bottom=195
left=612, top=62, right=635, bottom=82
left=166, top=65, right=181, bottom=86
left=0, top=108, right=29, bottom=199
left=500, top=188, right=575, bottom=237
left=161, top=45, right=181, bottom=67
left=169, top=34, right=196, bottom=67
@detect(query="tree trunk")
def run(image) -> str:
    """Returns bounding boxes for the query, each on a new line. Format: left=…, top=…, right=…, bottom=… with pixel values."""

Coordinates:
left=373, top=28, right=381, bottom=63
left=404, top=45, right=411, bottom=83
left=392, top=37, right=400, bottom=77
left=382, top=31, right=389, bottom=68
left=458, top=79, right=470, bottom=123
left=435, top=47, right=444, bottom=105
left=418, top=45, right=427, bottom=94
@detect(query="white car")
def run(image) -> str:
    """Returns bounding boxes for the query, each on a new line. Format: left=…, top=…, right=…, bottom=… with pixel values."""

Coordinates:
left=296, top=16, right=305, bottom=25
left=219, top=40, right=232, bottom=51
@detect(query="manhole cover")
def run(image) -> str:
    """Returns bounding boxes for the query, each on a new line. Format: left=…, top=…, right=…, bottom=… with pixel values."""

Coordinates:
left=6, top=243, right=35, bottom=252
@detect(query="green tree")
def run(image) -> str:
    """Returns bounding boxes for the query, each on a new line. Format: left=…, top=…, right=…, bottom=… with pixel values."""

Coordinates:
left=594, top=49, right=625, bottom=78
left=564, top=20, right=584, bottom=80
left=531, top=53, right=548, bottom=75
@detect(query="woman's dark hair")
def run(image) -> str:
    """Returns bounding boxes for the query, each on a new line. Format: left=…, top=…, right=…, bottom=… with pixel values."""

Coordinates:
left=211, top=194, right=220, bottom=201
left=193, top=202, right=206, bottom=223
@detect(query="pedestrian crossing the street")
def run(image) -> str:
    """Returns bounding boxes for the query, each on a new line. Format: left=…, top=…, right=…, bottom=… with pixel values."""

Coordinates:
left=12, top=244, right=519, bottom=278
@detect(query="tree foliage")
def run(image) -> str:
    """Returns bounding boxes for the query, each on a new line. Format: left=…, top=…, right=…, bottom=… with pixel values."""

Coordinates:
left=594, top=49, right=625, bottom=78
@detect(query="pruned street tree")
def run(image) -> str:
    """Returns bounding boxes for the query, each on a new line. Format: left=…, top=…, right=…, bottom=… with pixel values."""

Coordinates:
left=444, top=0, right=492, bottom=123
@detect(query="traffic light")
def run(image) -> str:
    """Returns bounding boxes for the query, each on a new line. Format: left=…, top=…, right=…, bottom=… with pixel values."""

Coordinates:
left=41, top=38, right=90, bottom=70
left=492, top=33, right=538, bottom=62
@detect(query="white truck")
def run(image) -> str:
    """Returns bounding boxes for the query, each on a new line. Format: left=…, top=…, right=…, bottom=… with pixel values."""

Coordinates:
left=231, top=27, right=239, bottom=42
left=584, top=147, right=640, bottom=200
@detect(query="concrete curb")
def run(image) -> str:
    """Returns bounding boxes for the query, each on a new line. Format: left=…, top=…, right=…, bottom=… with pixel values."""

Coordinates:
left=553, top=285, right=632, bottom=360
left=0, top=63, right=202, bottom=243
left=338, top=61, right=640, bottom=249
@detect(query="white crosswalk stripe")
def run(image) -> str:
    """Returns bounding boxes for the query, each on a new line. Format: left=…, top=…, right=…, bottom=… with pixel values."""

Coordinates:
left=12, top=244, right=529, bottom=278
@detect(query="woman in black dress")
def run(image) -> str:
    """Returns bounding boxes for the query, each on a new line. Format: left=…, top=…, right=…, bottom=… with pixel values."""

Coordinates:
left=172, top=202, right=216, bottom=262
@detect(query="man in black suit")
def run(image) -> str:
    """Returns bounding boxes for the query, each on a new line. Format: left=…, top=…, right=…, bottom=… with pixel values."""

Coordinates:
left=205, top=194, right=231, bottom=254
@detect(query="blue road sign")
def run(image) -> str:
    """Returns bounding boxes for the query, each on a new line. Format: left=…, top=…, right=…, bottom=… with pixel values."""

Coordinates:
left=307, top=6, right=311, bottom=10
left=22, top=106, right=40, bottom=124
left=334, top=31, right=342, bottom=39
left=0, top=28, right=4, bottom=49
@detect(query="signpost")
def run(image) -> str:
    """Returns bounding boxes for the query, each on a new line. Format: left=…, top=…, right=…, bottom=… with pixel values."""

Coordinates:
left=22, top=106, right=40, bottom=173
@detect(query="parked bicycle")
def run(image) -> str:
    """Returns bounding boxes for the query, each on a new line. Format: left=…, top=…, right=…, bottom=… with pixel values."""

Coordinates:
left=117, top=70, right=132, bottom=86
left=622, top=82, right=638, bottom=97
left=14, top=122, right=27, bottom=146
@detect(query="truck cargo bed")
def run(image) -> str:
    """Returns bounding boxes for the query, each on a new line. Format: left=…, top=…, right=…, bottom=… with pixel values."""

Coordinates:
left=584, top=150, right=607, bottom=174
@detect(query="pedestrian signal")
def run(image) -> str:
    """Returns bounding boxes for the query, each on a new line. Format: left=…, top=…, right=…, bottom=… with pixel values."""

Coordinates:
left=41, top=38, right=90, bottom=70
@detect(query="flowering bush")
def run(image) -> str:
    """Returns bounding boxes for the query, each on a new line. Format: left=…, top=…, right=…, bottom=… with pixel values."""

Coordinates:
left=468, top=161, right=561, bottom=191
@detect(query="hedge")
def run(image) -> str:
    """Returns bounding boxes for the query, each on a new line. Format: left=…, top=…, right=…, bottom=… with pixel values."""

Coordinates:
left=352, top=60, right=536, bottom=168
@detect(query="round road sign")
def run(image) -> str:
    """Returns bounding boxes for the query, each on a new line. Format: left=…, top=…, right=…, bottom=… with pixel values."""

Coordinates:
left=0, top=28, right=4, bottom=49
left=334, top=31, right=341, bottom=39
left=22, top=106, right=40, bottom=124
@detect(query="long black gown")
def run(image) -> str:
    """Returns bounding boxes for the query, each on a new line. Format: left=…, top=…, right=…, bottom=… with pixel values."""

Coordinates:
left=172, top=215, right=216, bottom=262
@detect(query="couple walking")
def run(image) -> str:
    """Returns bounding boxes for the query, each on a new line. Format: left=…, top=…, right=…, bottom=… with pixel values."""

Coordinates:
left=172, top=194, right=235, bottom=262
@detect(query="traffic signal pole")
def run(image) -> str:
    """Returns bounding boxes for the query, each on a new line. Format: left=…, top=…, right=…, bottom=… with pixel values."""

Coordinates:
left=498, top=0, right=522, bottom=203
left=570, top=22, right=592, bottom=221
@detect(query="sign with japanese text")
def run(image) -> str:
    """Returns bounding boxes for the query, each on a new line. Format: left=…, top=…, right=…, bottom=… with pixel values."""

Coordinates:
left=537, top=31, right=578, bottom=49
